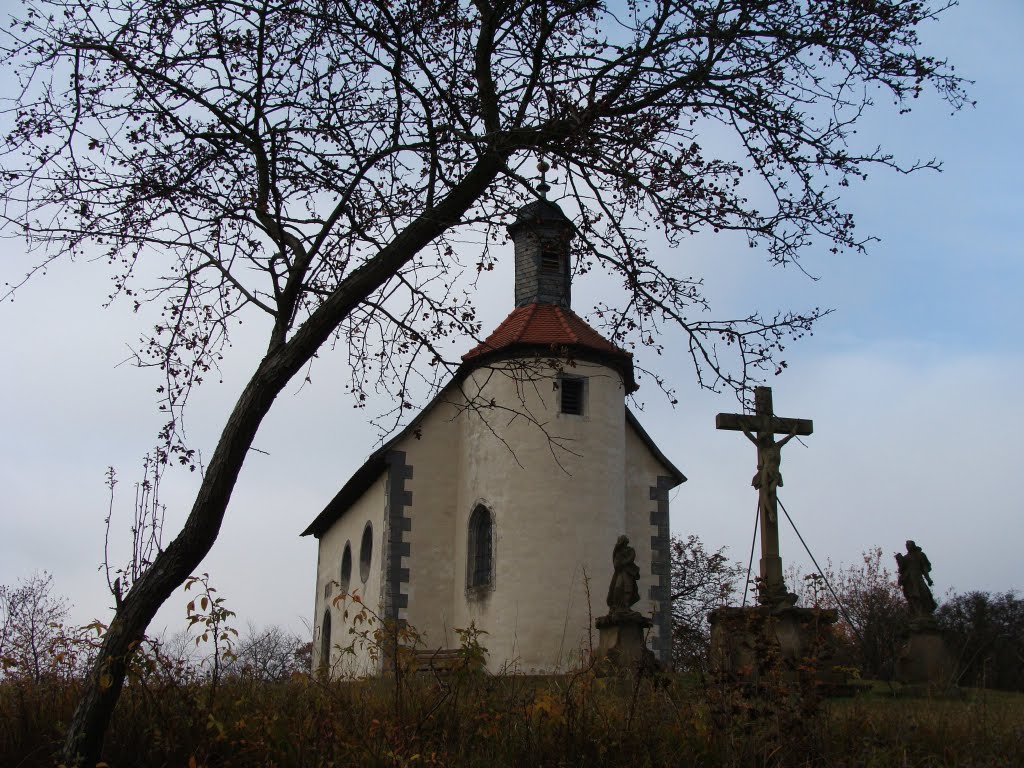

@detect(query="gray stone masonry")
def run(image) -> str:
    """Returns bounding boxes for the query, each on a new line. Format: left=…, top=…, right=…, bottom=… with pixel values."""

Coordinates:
left=384, top=451, right=413, bottom=622
left=649, top=476, right=673, bottom=663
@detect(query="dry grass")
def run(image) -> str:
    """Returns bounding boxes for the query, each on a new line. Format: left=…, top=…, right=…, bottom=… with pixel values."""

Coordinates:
left=3, top=669, right=1023, bottom=767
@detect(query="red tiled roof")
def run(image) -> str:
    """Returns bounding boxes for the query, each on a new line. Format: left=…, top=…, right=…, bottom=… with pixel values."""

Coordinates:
left=463, top=303, right=626, bottom=359
left=462, top=303, right=635, bottom=389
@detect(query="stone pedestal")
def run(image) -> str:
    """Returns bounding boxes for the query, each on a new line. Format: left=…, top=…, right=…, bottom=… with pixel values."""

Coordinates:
left=708, top=605, right=847, bottom=688
left=895, top=623, right=955, bottom=691
left=595, top=611, right=658, bottom=673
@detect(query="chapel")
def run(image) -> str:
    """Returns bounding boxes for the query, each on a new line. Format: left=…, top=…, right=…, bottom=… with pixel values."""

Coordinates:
left=302, top=191, right=685, bottom=676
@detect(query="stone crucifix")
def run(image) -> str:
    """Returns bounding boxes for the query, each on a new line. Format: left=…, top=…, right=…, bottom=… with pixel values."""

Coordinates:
left=717, top=386, right=812, bottom=608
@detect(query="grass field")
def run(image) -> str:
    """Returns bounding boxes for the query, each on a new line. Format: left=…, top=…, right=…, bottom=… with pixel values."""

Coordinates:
left=3, top=669, right=1022, bottom=767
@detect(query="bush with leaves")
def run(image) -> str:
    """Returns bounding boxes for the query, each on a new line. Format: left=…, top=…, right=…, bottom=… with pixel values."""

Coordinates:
left=787, top=547, right=907, bottom=679
left=670, top=534, right=744, bottom=674
left=184, top=572, right=239, bottom=705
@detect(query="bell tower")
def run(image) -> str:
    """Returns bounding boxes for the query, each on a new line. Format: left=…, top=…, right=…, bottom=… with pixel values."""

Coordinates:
left=506, top=162, right=573, bottom=308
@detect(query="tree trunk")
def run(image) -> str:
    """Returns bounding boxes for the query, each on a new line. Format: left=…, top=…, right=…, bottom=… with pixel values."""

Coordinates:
left=61, top=151, right=506, bottom=766
left=62, top=355, right=285, bottom=765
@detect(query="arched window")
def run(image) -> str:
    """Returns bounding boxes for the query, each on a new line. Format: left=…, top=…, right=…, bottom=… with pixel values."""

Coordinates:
left=359, top=522, right=373, bottom=583
left=320, top=610, right=332, bottom=674
left=467, top=505, right=493, bottom=590
left=340, top=541, right=352, bottom=592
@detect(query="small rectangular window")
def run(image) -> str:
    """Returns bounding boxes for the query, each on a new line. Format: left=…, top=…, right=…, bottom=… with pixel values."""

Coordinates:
left=560, top=377, right=584, bottom=415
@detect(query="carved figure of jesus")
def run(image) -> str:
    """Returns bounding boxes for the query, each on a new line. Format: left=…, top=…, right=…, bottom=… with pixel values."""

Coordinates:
left=741, top=425, right=798, bottom=523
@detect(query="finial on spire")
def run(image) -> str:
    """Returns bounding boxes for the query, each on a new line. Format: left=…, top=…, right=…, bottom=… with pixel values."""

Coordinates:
left=537, top=159, right=551, bottom=199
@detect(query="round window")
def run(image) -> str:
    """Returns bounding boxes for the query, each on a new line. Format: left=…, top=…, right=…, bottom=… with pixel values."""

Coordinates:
left=340, top=541, right=352, bottom=592
left=359, top=522, right=373, bottom=583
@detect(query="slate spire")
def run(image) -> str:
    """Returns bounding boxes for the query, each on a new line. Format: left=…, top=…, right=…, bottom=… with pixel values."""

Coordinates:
left=507, top=162, right=573, bottom=308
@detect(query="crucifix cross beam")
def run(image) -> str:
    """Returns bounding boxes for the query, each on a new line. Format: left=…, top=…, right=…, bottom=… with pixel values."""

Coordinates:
left=715, top=387, right=813, bottom=437
left=717, top=386, right=812, bottom=608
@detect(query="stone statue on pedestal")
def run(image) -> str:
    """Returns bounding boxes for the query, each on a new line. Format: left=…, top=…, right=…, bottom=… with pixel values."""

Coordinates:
left=595, top=535, right=657, bottom=673
left=893, top=539, right=954, bottom=689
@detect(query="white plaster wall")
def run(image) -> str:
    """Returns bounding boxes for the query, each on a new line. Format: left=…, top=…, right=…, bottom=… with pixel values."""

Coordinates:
left=452, top=359, right=627, bottom=672
left=395, top=398, right=461, bottom=649
left=313, top=476, right=387, bottom=677
left=624, top=421, right=676, bottom=625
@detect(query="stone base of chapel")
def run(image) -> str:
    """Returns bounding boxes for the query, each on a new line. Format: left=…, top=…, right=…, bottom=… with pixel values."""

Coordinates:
left=708, top=605, right=851, bottom=692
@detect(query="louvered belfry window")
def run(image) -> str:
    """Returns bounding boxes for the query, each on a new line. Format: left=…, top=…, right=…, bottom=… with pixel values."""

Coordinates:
left=560, top=377, right=584, bottom=415
left=468, top=505, right=493, bottom=589
left=540, top=243, right=562, bottom=274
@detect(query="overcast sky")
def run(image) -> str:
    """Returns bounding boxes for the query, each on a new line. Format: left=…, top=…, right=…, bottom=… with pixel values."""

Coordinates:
left=2, top=1, right=1022, bottom=638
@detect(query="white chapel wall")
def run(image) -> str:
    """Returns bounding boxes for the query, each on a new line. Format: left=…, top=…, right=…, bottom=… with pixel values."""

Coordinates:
left=392, top=397, right=461, bottom=650
left=313, top=475, right=387, bottom=677
left=452, top=358, right=627, bottom=673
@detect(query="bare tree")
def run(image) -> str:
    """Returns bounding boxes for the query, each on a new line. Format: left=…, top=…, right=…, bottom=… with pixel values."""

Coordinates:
left=0, top=0, right=967, bottom=762
left=0, top=572, right=70, bottom=683
left=938, top=591, right=1024, bottom=692
left=225, top=622, right=309, bottom=682
left=102, top=457, right=166, bottom=611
